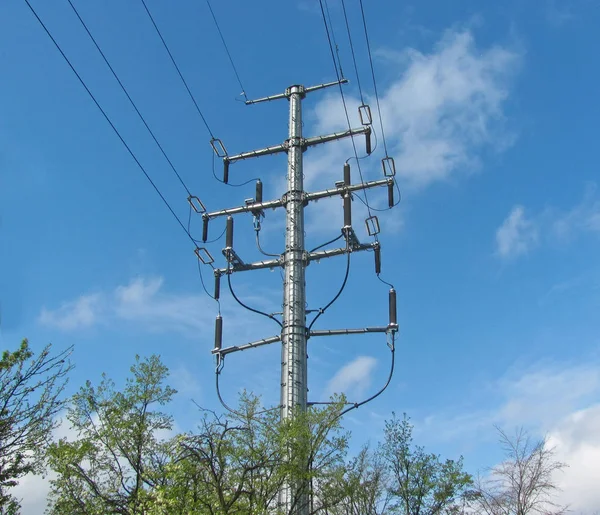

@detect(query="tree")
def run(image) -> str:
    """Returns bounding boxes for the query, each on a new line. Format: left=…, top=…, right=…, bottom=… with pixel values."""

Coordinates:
left=468, top=427, right=567, bottom=515
left=46, top=355, right=176, bottom=514
left=379, top=413, right=473, bottom=515
left=0, top=339, right=73, bottom=512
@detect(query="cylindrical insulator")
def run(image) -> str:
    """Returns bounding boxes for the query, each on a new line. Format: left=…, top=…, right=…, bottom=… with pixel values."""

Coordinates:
left=388, top=182, right=394, bottom=208
left=202, top=217, right=209, bottom=243
left=343, top=194, right=352, bottom=227
left=389, top=288, right=397, bottom=326
left=256, top=179, right=263, bottom=204
left=223, top=159, right=230, bottom=184
left=343, top=163, right=351, bottom=186
left=365, top=130, right=372, bottom=155
left=214, top=274, right=221, bottom=300
left=375, top=246, right=381, bottom=275
left=214, top=315, right=223, bottom=350
left=226, top=216, right=234, bottom=248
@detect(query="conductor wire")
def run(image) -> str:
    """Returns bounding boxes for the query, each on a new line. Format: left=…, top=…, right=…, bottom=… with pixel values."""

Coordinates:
left=227, top=271, right=282, bottom=328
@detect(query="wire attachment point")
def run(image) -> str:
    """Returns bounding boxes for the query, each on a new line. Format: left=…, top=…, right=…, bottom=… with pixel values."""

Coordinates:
left=195, top=247, right=214, bottom=265
left=382, top=157, right=396, bottom=177
left=187, top=195, right=206, bottom=214
left=365, top=215, right=380, bottom=236
left=210, top=138, right=228, bottom=157
left=359, top=104, right=373, bottom=126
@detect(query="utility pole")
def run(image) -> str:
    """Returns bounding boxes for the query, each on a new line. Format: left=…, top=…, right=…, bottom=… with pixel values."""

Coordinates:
left=193, top=79, right=398, bottom=514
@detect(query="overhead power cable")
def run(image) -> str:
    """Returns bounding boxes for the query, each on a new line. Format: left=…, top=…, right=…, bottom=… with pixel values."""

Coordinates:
left=318, top=0, right=375, bottom=229
left=323, top=0, right=344, bottom=79
left=66, top=0, right=192, bottom=197
left=340, top=0, right=365, bottom=105
left=139, top=0, right=215, bottom=139
left=24, top=0, right=196, bottom=246
left=358, top=0, right=389, bottom=158
left=205, top=0, right=249, bottom=102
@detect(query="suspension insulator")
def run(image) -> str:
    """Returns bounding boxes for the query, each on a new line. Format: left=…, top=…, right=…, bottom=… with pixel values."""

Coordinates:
left=343, top=194, right=352, bottom=228
left=223, top=159, right=230, bottom=184
left=389, top=288, right=397, bottom=327
left=344, top=162, right=351, bottom=186
left=388, top=182, right=394, bottom=208
left=365, top=129, right=372, bottom=155
left=226, top=216, right=234, bottom=249
left=375, top=245, right=381, bottom=275
left=214, top=273, right=221, bottom=300
left=256, top=179, right=263, bottom=204
left=214, top=314, right=223, bottom=350
left=202, top=216, right=209, bottom=243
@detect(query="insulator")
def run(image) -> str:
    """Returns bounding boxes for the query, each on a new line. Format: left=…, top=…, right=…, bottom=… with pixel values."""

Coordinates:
left=256, top=179, right=263, bottom=204
left=389, top=288, right=397, bottom=326
left=343, top=163, right=351, bottom=186
left=214, top=315, right=223, bottom=350
left=343, top=194, right=352, bottom=227
left=223, top=159, right=230, bottom=184
left=214, top=274, right=221, bottom=300
left=202, top=217, right=209, bottom=243
left=375, top=246, right=381, bottom=275
left=388, top=182, right=394, bottom=208
left=226, top=216, right=234, bottom=248
left=365, top=129, right=372, bottom=155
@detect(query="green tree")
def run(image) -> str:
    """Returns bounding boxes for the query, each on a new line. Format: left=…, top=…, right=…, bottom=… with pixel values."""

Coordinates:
left=379, top=413, right=472, bottom=515
left=0, top=339, right=73, bottom=512
left=46, top=355, right=176, bottom=514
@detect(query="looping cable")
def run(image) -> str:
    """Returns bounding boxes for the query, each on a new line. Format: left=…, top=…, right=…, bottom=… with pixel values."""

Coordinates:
left=227, top=270, right=282, bottom=328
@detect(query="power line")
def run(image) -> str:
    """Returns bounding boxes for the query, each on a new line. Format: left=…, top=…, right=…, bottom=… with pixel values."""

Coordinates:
left=323, top=0, right=344, bottom=79
left=204, top=0, right=249, bottom=102
left=66, top=0, right=193, bottom=197
left=340, top=0, right=365, bottom=104
left=358, top=0, right=389, bottom=158
left=139, top=0, right=215, bottom=139
left=318, top=0, right=375, bottom=225
left=24, top=0, right=196, bottom=247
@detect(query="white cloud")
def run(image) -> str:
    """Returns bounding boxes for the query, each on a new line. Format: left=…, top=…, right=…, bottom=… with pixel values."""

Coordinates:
left=326, top=356, right=377, bottom=398
left=38, top=293, right=101, bottom=330
left=495, top=205, right=539, bottom=259
left=496, top=184, right=600, bottom=260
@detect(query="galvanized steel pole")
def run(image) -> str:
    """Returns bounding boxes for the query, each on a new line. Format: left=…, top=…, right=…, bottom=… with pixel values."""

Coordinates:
left=279, top=84, right=309, bottom=514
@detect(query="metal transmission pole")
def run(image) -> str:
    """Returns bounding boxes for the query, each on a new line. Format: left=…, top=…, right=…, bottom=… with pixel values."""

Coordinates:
left=195, top=79, right=398, bottom=514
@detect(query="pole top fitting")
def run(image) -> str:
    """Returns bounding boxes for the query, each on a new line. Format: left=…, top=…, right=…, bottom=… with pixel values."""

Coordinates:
left=285, top=85, right=306, bottom=99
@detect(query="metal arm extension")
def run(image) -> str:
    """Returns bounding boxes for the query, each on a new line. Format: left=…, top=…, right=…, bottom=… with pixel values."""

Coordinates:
left=224, top=126, right=370, bottom=165
left=213, top=240, right=378, bottom=276
left=203, top=178, right=392, bottom=221
left=244, top=78, right=349, bottom=105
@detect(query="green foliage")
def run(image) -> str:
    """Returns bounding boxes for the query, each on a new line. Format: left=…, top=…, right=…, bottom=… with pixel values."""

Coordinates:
left=46, top=355, right=176, bottom=515
left=379, top=413, right=472, bottom=515
left=0, top=339, right=73, bottom=512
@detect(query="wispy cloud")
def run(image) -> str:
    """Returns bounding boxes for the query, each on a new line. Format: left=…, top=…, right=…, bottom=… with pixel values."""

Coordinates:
left=326, top=356, right=377, bottom=398
left=38, top=294, right=102, bottom=331
left=496, top=184, right=600, bottom=260
left=495, top=205, right=539, bottom=259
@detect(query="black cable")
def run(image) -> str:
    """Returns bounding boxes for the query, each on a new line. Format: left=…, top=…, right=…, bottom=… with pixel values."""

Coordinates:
left=335, top=333, right=395, bottom=422
left=309, top=233, right=343, bottom=253
left=211, top=151, right=258, bottom=187
left=256, top=231, right=280, bottom=258
left=307, top=240, right=351, bottom=333
left=323, top=0, right=344, bottom=79
left=66, top=0, right=193, bottom=197
left=358, top=0, right=389, bottom=158
left=139, top=0, right=215, bottom=139
left=353, top=179, right=401, bottom=212
left=197, top=260, right=219, bottom=307
left=227, top=271, right=282, bottom=328
left=24, top=0, right=196, bottom=247
left=215, top=363, right=279, bottom=421
left=340, top=0, right=365, bottom=104
left=205, top=0, right=248, bottom=102
left=318, top=0, right=375, bottom=226
left=187, top=203, right=226, bottom=244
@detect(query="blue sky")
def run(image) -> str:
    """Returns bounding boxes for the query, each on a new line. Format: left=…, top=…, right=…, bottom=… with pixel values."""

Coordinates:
left=2, top=0, right=600, bottom=512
